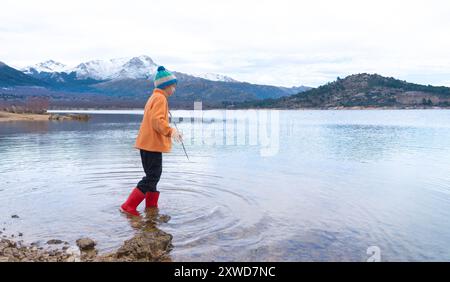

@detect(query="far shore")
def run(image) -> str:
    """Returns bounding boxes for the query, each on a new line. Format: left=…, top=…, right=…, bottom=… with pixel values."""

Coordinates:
left=0, top=111, right=90, bottom=122
left=47, top=106, right=450, bottom=112
left=2, top=107, right=448, bottom=122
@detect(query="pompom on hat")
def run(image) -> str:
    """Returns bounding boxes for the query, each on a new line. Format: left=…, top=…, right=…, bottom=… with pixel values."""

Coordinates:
left=154, top=66, right=177, bottom=89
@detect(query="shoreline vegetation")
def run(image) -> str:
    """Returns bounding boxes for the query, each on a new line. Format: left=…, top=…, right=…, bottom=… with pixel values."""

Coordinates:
left=0, top=110, right=90, bottom=122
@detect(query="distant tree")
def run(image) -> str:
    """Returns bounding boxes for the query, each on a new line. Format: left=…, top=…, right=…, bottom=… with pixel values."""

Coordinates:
left=422, top=98, right=433, bottom=106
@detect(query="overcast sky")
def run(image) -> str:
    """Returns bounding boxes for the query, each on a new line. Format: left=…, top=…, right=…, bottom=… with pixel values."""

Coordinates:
left=1, top=0, right=450, bottom=87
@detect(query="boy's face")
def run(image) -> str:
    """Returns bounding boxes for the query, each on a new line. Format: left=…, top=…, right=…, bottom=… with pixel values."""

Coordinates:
left=165, top=85, right=176, bottom=96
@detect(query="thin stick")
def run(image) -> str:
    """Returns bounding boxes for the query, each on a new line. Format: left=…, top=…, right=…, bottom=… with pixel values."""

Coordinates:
left=169, top=111, right=190, bottom=161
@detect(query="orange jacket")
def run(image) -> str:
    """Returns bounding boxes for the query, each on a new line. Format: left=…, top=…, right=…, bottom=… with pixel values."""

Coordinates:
left=135, top=88, right=173, bottom=153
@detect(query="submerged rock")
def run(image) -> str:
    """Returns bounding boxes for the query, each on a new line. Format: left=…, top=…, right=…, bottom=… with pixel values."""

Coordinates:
left=47, top=239, right=63, bottom=245
left=68, top=114, right=90, bottom=121
left=157, top=214, right=171, bottom=223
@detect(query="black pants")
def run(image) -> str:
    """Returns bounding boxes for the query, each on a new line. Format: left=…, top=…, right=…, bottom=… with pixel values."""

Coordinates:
left=136, top=150, right=162, bottom=193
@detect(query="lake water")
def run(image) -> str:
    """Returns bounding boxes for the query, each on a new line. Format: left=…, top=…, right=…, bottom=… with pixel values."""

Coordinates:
left=1, top=109, right=450, bottom=261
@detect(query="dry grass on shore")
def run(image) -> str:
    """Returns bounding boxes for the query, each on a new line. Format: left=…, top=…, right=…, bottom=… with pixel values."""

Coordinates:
left=0, top=111, right=50, bottom=122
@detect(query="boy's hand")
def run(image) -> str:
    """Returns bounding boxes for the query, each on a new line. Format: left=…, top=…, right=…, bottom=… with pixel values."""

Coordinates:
left=171, top=128, right=183, bottom=143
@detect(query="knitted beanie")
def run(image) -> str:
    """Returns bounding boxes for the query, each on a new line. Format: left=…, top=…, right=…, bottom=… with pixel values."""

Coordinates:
left=154, top=66, right=177, bottom=89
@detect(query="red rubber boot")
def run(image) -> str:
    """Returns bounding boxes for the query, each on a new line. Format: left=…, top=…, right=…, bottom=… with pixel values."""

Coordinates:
left=145, top=191, right=160, bottom=209
left=120, top=187, right=145, bottom=217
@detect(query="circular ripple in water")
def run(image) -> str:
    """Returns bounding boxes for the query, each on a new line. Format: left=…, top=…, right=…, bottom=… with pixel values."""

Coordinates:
left=159, top=169, right=268, bottom=261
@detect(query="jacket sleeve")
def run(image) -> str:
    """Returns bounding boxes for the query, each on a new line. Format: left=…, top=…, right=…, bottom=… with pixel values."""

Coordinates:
left=150, top=95, right=173, bottom=137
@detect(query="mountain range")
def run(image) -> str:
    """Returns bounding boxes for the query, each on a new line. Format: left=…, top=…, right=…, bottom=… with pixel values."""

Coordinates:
left=2, top=57, right=450, bottom=110
left=0, top=55, right=310, bottom=109
left=0, top=62, right=47, bottom=87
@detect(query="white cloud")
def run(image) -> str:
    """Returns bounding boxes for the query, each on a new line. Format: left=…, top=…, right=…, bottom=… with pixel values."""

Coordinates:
left=1, top=0, right=450, bottom=87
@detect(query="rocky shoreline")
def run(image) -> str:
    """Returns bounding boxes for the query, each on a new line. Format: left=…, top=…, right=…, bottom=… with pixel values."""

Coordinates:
left=0, top=111, right=89, bottom=122
left=0, top=239, right=79, bottom=262
left=0, top=211, right=172, bottom=262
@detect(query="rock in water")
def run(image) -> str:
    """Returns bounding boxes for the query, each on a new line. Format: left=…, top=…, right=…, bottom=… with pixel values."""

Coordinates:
left=76, top=238, right=96, bottom=251
left=96, top=230, right=172, bottom=262
left=46, top=239, right=63, bottom=245
left=49, top=114, right=90, bottom=121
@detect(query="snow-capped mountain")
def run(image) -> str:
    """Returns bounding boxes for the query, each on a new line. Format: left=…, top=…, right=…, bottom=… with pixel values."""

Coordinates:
left=194, top=72, right=238, bottom=83
left=22, top=60, right=69, bottom=74
left=72, top=55, right=158, bottom=80
left=22, top=56, right=238, bottom=83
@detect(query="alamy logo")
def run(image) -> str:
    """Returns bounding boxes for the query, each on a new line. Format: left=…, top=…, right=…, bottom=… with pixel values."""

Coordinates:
left=171, top=102, right=280, bottom=157
left=366, top=246, right=381, bottom=262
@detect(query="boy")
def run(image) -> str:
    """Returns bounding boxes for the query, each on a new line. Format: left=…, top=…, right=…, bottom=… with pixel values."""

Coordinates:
left=120, top=66, right=182, bottom=217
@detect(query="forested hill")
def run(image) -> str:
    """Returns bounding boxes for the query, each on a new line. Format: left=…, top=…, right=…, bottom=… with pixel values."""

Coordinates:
left=234, top=73, right=450, bottom=109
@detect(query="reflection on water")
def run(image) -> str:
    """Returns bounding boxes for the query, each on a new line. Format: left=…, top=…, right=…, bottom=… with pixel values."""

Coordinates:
left=1, top=110, right=450, bottom=261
